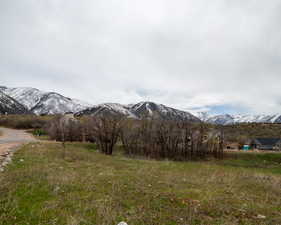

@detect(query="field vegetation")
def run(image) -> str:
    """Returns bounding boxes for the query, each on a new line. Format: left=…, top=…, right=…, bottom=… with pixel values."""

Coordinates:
left=0, top=142, right=280, bottom=225
left=0, top=115, right=53, bottom=129
left=222, top=123, right=281, bottom=145
left=1, top=115, right=281, bottom=224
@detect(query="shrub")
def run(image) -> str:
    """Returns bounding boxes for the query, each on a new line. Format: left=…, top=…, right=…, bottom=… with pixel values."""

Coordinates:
left=0, top=115, right=51, bottom=129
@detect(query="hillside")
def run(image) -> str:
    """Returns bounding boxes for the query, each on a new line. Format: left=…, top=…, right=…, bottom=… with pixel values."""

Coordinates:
left=130, top=101, right=200, bottom=122
left=76, top=101, right=201, bottom=122
left=75, top=103, right=137, bottom=118
left=1, top=87, right=92, bottom=115
left=0, top=91, right=29, bottom=115
left=30, top=92, right=92, bottom=115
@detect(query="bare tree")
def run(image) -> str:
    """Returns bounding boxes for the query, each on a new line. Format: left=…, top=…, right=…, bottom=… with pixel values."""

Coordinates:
left=120, top=119, right=223, bottom=161
left=89, top=115, right=124, bottom=155
left=46, top=114, right=224, bottom=160
left=120, top=119, right=142, bottom=156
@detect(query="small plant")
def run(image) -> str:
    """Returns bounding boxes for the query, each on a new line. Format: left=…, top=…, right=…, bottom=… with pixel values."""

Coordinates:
left=32, top=129, right=47, bottom=136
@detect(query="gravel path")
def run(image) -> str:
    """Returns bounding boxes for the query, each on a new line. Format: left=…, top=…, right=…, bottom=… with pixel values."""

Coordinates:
left=0, top=127, right=35, bottom=144
left=0, top=128, right=36, bottom=170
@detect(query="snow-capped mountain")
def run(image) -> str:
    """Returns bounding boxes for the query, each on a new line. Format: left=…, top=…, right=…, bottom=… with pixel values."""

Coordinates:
left=232, top=114, right=277, bottom=124
left=130, top=101, right=201, bottom=122
left=0, top=91, right=29, bottom=114
left=206, top=114, right=234, bottom=125
left=30, top=92, right=93, bottom=115
left=1, top=87, right=92, bottom=115
left=75, top=103, right=137, bottom=118
left=4, top=85, right=281, bottom=124
left=77, top=101, right=201, bottom=122
left=195, top=112, right=210, bottom=122
left=1, top=86, right=200, bottom=120
left=197, top=112, right=281, bottom=125
left=2, top=87, right=45, bottom=110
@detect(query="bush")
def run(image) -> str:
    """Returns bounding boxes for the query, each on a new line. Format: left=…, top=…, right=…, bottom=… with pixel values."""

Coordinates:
left=0, top=115, right=51, bottom=129
left=32, top=129, right=48, bottom=136
left=46, top=115, right=83, bottom=142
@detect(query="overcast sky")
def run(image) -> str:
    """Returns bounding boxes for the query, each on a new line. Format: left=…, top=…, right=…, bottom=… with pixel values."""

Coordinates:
left=1, top=0, right=281, bottom=114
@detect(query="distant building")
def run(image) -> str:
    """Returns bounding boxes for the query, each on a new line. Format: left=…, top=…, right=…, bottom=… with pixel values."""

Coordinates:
left=251, top=138, right=281, bottom=150
left=60, top=112, right=77, bottom=125
left=243, top=145, right=250, bottom=151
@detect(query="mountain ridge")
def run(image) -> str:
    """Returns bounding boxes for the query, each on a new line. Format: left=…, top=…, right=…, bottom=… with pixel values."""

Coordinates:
left=76, top=101, right=201, bottom=122
left=1, top=87, right=93, bottom=115
left=3, top=85, right=281, bottom=124
left=196, top=112, right=281, bottom=125
left=1, top=86, right=200, bottom=121
left=0, top=91, right=29, bottom=114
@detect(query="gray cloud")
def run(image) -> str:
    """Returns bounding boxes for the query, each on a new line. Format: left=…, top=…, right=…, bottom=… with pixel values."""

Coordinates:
left=1, top=0, right=281, bottom=114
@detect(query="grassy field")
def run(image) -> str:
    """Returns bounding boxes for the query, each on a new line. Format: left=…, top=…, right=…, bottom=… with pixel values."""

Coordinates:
left=0, top=143, right=281, bottom=225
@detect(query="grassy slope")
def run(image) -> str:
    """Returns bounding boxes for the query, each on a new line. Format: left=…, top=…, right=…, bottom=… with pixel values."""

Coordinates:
left=0, top=143, right=280, bottom=225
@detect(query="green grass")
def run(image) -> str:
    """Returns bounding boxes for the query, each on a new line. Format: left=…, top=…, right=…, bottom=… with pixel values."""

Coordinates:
left=0, top=143, right=281, bottom=225
left=221, top=152, right=281, bottom=174
left=27, top=129, right=51, bottom=141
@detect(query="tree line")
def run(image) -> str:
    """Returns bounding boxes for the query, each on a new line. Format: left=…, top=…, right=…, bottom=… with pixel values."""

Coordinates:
left=46, top=115, right=224, bottom=160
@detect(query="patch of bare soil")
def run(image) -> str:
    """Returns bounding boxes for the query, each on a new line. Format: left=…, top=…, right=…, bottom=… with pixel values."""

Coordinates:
left=0, top=128, right=36, bottom=171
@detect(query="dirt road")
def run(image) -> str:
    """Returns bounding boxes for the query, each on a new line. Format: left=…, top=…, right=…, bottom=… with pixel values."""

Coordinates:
left=0, top=127, right=36, bottom=160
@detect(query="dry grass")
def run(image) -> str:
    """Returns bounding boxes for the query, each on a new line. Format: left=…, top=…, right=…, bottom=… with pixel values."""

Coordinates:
left=0, top=142, right=281, bottom=225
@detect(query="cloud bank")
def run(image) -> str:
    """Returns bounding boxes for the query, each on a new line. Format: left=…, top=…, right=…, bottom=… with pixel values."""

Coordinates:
left=1, top=0, right=281, bottom=114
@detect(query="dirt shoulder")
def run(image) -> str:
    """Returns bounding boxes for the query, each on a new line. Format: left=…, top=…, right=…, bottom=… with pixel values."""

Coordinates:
left=0, top=127, right=36, bottom=164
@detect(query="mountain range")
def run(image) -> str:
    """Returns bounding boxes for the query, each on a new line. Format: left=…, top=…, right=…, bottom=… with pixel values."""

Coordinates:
left=0, top=86, right=199, bottom=122
left=76, top=102, right=200, bottom=122
left=1, top=86, right=281, bottom=124
left=196, top=112, right=281, bottom=125
left=0, top=86, right=92, bottom=115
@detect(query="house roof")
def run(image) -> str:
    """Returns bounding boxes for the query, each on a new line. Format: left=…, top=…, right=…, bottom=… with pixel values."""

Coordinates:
left=253, top=138, right=281, bottom=146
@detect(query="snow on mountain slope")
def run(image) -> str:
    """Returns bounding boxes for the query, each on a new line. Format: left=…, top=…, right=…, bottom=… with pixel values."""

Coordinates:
left=72, top=98, right=93, bottom=109
left=2, top=87, right=92, bottom=115
left=232, top=114, right=274, bottom=124
left=76, top=101, right=201, bottom=122
left=271, top=115, right=281, bottom=123
left=5, top=85, right=281, bottom=123
left=130, top=101, right=201, bottom=122
left=30, top=92, right=92, bottom=115
left=198, top=112, right=281, bottom=125
left=195, top=112, right=210, bottom=122
left=3, top=87, right=45, bottom=110
left=0, top=91, right=29, bottom=114
left=0, top=86, right=7, bottom=92
left=75, top=103, right=137, bottom=118
left=206, top=114, right=234, bottom=125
